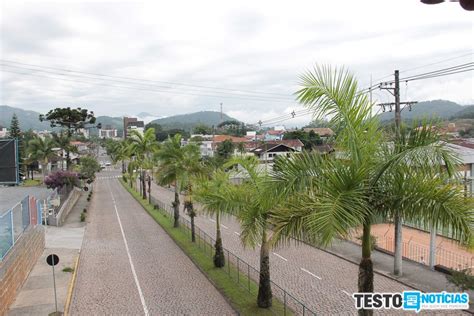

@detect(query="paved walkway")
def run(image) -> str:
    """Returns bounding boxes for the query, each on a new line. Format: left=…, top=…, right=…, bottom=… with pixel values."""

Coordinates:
left=70, top=171, right=234, bottom=315
left=7, top=189, right=87, bottom=316
left=149, top=181, right=470, bottom=315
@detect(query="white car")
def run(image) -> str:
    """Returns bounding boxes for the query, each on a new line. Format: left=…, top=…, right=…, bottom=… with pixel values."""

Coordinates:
left=105, top=161, right=111, bottom=166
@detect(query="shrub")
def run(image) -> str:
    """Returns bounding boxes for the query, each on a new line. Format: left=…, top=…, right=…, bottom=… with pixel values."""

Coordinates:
left=80, top=212, right=86, bottom=222
left=44, top=170, right=80, bottom=190
left=83, top=208, right=87, bottom=213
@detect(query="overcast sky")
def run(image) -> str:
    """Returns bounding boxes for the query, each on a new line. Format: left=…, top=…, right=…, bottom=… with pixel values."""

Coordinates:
left=1, top=0, right=473, bottom=127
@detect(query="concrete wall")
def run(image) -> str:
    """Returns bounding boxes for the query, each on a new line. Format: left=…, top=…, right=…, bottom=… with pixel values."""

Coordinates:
left=0, top=225, right=45, bottom=316
left=49, top=188, right=81, bottom=227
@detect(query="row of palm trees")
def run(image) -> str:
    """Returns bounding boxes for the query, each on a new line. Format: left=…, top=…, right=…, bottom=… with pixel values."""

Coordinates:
left=108, top=66, right=473, bottom=315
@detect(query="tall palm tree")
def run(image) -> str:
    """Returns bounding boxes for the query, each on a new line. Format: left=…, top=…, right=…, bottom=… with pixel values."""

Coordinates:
left=270, top=66, right=473, bottom=316
left=129, top=128, right=159, bottom=200
left=195, top=169, right=237, bottom=267
left=224, top=156, right=284, bottom=308
left=156, top=134, right=200, bottom=228
left=27, top=136, right=57, bottom=181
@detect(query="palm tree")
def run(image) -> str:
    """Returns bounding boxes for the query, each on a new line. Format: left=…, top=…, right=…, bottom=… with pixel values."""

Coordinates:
left=195, top=169, right=237, bottom=267
left=128, top=128, right=159, bottom=200
left=27, top=136, right=57, bottom=181
left=224, top=156, right=284, bottom=308
left=270, top=66, right=473, bottom=316
left=155, top=134, right=201, bottom=229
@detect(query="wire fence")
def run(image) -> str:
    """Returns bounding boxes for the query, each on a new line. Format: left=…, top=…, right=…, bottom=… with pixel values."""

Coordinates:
left=150, top=196, right=317, bottom=316
left=0, top=195, right=43, bottom=260
left=373, top=235, right=474, bottom=271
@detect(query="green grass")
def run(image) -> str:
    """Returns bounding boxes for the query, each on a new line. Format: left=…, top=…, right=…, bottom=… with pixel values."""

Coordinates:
left=22, top=179, right=41, bottom=187
left=120, top=179, right=291, bottom=316
left=62, top=267, right=74, bottom=273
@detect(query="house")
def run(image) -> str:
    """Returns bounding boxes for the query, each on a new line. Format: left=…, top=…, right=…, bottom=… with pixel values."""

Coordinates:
left=264, top=129, right=285, bottom=141
left=250, top=143, right=296, bottom=163
left=243, top=139, right=304, bottom=152
left=303, top=127, right=335, bottom=138
left=446, top=142, right=474, bottom=196
left=0, top=126, right=7, bottom=138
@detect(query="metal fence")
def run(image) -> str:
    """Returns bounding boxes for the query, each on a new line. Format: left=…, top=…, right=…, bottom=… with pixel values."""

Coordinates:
left=0, top=195, right=43, bottom=260
left=150, top=196, right=317, bottom=316
left=374, top=235, right=474, bottom=271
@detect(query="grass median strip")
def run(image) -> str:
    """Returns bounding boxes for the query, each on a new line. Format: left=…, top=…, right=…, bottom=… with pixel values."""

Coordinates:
left=120, top=179, right=291, bottom=316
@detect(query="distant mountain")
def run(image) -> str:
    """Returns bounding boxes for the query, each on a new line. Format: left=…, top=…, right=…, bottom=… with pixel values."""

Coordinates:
left=149, top=111, right=239, bottom=131
left=0, top=105, right=51, bottom=131
left=378, top=100, right=464, bottom=122
left=451, top=105, right=474, bottom=119
left=95, top=115, right=123, bottom=131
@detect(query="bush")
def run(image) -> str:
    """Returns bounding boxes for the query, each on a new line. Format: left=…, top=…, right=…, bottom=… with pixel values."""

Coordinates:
left=44, top=170, right=80, bottom=190
left=447, top=268, right=474, bottom=291
left=80, top=212, right=86, bottom=222
left=83, top=208, right=87, bottom=213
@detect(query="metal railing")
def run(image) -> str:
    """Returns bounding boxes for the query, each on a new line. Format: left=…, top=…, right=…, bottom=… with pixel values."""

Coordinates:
left=372, top=235, right=473, bottom=271
left=150, top=196, right=317, bottom=316
left=1, top=196, right=43, bottom=260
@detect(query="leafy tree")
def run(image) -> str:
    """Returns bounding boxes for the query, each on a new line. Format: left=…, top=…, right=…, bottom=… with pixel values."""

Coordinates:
left=52, top=131, right=77, bottom=170
left=9, top=114, right=21, bottom=139
left=193, top=123, right=212, bottom=135
left=283, top=129, right=322, bottom=149
left=79, top=156, right=101, bottom=181
left=27, top=136, right=57, bottom=182
left=216, top=139, right=235, bottom=160
left=145, top=123, right=163, bottom=132
left=40, top=107, right=96, bottom=169
left=155, top=128, right=190, bottom=142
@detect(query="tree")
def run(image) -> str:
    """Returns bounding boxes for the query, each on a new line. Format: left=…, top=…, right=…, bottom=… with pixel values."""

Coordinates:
left=52, top=131, right=77, bottom=170
left=27, top=136, right=57, bottom=182
left=193, top=123, right=212, bottom=135
left=195, top=169, right=237, bottom=267
left=44, top=170, right=80, bottom=190
left=79, top=156, right=101, bottom=181
left=225, top=156, right=283, bottom=308
left=128, top=128, right=159, bottom=200
left=40, top=107, right=96, bottom=169
left=216, top=139, right=235, bottom=160
left=9, top=114, right=21, bottom=139
left=270, top=66, right=473, bottom=316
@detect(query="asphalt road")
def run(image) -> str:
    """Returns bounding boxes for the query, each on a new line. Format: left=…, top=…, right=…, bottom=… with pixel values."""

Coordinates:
left=149, top=181, right=465, bottom=315
left=70, top=170, right=235, bottom=315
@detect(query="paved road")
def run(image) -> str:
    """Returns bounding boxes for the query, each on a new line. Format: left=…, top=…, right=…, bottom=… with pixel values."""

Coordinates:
left=149, top=181, right=466, bottom=315
left=70, top=170, right=235, bottom=315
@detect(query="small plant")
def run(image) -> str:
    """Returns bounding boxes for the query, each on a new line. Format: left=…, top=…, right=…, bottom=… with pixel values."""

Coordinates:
left=447, top=268, right=474, bottom=292
left=80, top=212, right=86, bottom=222
left=62, top=267, right=74, bottom=273
left=83, top=208, right=87, bottom=213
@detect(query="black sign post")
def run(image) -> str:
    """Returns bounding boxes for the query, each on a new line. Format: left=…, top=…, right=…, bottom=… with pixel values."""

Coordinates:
left=46, top=254, right=60, bottom=314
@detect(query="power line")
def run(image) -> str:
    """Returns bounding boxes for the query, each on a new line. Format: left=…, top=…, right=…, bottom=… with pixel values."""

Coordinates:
left=1, top=68, right=294, bottom=103
left=398, top=51, right=473, bottom=75
left=0, top=59, right=294, bottom=98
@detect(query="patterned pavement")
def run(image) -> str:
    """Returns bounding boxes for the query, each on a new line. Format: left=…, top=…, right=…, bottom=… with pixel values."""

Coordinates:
left=70, top=170, right=235, bottom=315
left=149, top=181, right=468, bottom=315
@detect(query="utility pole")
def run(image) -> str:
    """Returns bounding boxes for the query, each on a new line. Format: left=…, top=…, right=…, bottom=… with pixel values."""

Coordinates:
left=378, top=70, right=418, bottom=276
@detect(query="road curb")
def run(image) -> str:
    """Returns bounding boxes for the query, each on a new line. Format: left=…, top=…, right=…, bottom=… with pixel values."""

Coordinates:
left=64, top=253, right=80, bottom=316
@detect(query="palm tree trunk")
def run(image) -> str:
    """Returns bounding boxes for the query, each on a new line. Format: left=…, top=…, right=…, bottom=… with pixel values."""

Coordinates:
left=148, top=175, right=151, bottom=204
left=42, top=162, right=47, bottom=184
left=429, top=222, right=436, bottom=269
left=214, top=211, right=225, bottom=268
left=393, top=212, right=403, bottom=276
left=257, top=229, right=272, bottom=308
left=173, top=182, right=180, bottom=228
left=141, top=170, right=147, bottom=200
left=358, top=223, right=374, bottom=316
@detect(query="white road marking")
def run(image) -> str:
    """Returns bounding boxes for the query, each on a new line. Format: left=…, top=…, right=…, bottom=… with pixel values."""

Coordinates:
left=234, top=231, right=240, bottom=236
left=109, top=183, right=150, bottom=316
left=300, top=267, right=322, bottom=280
left=209, top=218, right=216, bottom=223
left=221, top=224, right=228, bottom=229
left=342, top=290, right=351, bottom=297
left=272, top=252, right=288, bottom=262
